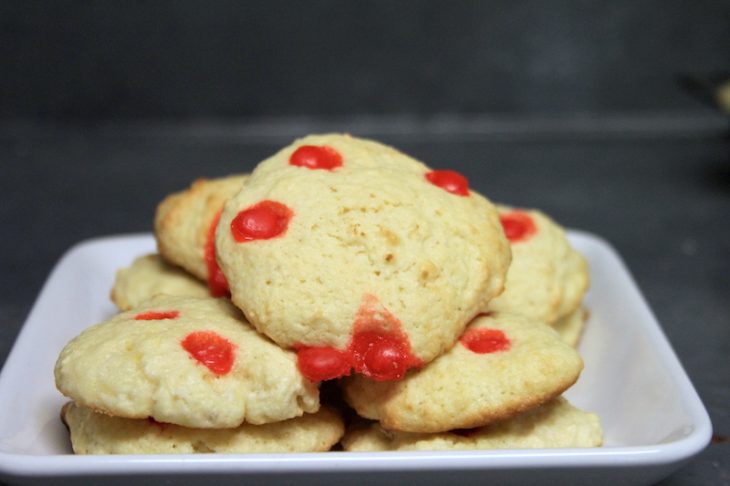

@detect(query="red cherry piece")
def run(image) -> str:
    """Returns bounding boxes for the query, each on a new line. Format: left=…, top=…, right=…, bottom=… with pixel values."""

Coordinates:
left=205, top=210, right=230, bottom=297
left=347, top=295, right=422, bottom=381
left=134, top=310, right=180, bottom=321
left=425, top=170, right=469, bottom=196
left=181, top=331, right=236, bottom=376
left=230, top=200, right=293, bottom=242
left=289, top=145, right=343, bottom=170
left=350, top=331, right=411, bottom=381
left=459, top=328, right=510, bottom=354
left=500, top=211, right=537, bottom=243
left=296, top=346, right=352, bottom=382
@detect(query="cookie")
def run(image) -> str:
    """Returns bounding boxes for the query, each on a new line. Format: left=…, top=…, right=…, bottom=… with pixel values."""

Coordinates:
left=61, top=402, right=344, bottom=454
left=341, top=397, right=602, bottom=451
left=215, top=133, right=511, bottom=382
left=55, top=296, right=319, bottom=428
left=488, top=206, right=589, bottom=325
left=110, top=254, right=208, bottom=311
left=155, top=174, right=248, bottom=296
left=341, top=312, right=583, bottom=433
left=553, top=307, right=587, bottom=348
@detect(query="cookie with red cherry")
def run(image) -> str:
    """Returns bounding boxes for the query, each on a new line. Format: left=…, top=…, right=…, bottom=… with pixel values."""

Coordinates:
left=110, top=253, right=208, bottom=311
left=214, top=133, right=511, bottom=383
left=155, top=174, right=248, bottom=297
left=340, top=312, right=583, bottom=433
left=54, top=295, right=319, bottom=429
left=341, top=397, right=602, bottom=451
left=488, top=205, right=589, bottom=326
left=61, top=402, right=344, bottom=454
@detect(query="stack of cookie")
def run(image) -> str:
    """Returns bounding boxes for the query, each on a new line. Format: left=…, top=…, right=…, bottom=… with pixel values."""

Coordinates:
left=54, top=134, right=602, bottom=454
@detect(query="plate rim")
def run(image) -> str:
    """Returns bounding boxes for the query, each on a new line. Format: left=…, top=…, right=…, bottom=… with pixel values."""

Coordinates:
left=0, top=232, right=713, bottom=479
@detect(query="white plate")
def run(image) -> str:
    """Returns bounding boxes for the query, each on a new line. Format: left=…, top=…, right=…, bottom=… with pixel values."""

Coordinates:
left=0, top=232, right=712, bottom=485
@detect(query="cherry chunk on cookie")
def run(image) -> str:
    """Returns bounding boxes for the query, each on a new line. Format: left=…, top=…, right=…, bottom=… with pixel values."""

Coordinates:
left=154, top=175, right=249, bottom=297
left=215, top=134, right=511, bottom=381
left=295, top=294, right=423, bottom=382
left=54, top=296, right=320, bottom=429
left=340, top=312, right=583, bottom=433
left=488, top=205, right=590, bottom=326
left=289, top=145, right=343, bottom=171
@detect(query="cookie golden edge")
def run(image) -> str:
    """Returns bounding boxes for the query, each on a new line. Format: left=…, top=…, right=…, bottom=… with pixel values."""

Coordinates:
left=341, top=396, right=603, bottom=451
left=61, top=402, right=344, bottom=454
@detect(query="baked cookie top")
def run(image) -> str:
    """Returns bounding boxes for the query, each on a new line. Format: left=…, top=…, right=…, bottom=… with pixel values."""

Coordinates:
left=61, top=402, right=344, bottom=454
left=341, top=397, right=602, bottom=451
left=55, top=296, right=319, bottom=429
left=215, top=134, right=511, bottom=382
left=110, top=253, right=208, bottom=311
left=155, top=174, right=248, bottom=297
left=341, top=312, right=583, bottom=433
left=488, top=206, right=589, bottom=324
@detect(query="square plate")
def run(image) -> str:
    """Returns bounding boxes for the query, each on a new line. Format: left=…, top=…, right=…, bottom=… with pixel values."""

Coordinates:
left=0, top=232, right=711, bottom=485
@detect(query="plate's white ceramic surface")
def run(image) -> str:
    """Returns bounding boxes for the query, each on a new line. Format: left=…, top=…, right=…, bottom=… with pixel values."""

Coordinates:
left=0, top=232, right=711, bottom=485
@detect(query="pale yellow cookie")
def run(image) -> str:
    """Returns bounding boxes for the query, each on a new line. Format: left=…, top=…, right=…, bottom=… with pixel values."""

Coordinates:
left=55, top=296, right=319, bottom=429
left=155, top=174, right=248, bottom=294
left=553, top=307, right=587, bottom=348
left=110, top=254, right=208, bottom=311
left=215, top=134, right=511, bottom=382
left=61, top=402, right=344, bottom=454
left=489, top=206, right=589, bottom=325
left=341, top=312, right=583, bottom=433
left=342, top=397, right=602, bottom=451
left=247, top=132, right=435, bottom=178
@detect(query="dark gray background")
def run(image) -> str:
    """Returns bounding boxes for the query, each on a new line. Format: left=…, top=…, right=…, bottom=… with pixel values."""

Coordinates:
left=1, top=0, right=729, bottom=118
left=0, top=1, right=728, bottom=485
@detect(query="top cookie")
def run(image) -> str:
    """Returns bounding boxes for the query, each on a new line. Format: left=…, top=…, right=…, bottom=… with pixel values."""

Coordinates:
left=55, top=295, right=320, bottom=429
left=155, top=174, right=248, bottom=296
left=215, top=134, right=511, bottom=382
left=488, top=206, right=589, bottom=325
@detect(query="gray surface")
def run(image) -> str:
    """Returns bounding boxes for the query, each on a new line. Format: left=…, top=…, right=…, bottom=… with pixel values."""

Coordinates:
left=0, top=119, right=728, bottom=485
left=1, top=0, right=729, bottom=118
